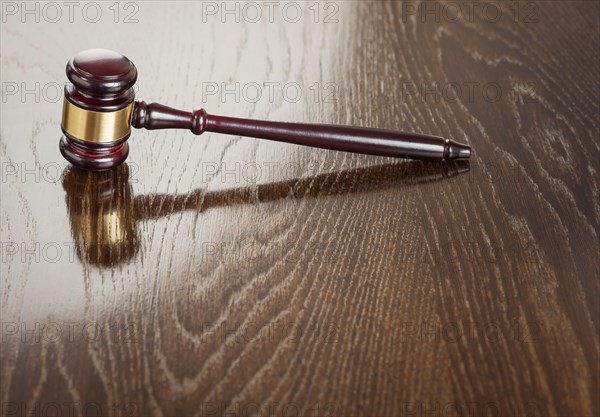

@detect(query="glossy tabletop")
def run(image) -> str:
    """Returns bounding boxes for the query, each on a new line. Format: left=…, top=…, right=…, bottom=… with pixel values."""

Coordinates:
left=1, top=2, right=598, bottom=416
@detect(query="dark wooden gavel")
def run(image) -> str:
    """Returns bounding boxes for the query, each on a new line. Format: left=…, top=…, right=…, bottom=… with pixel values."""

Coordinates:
left=60, top=49, right=471, bottom=171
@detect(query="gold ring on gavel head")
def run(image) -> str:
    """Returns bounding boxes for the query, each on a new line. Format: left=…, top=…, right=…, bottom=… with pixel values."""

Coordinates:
left=61, top=98, right=134, bottom=144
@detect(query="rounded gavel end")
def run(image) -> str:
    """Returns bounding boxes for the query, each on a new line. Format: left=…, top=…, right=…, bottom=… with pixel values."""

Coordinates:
left=60, top=49, right=137, bottom=171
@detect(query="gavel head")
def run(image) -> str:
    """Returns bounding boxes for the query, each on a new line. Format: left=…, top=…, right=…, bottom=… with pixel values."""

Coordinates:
left=60, top=49, right=137, bottom=171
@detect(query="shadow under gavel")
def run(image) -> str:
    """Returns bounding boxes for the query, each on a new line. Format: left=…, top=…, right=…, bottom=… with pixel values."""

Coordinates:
left=62, top=158, right=470, bottom=267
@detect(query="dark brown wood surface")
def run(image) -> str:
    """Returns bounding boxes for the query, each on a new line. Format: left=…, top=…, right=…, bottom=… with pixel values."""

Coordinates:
left=1, top=1, right=598, bottom=416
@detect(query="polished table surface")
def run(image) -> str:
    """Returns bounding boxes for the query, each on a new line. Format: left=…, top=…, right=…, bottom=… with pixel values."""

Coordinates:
left=1, top=1, right=598, bottom=416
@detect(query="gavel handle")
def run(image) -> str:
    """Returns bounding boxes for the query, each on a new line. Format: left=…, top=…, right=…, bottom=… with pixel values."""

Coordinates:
left=131, top=101, right=471, bottom=161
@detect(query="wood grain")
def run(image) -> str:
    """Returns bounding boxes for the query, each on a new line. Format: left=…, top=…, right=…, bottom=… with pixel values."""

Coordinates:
left=1, top=1, right=598, bottom=416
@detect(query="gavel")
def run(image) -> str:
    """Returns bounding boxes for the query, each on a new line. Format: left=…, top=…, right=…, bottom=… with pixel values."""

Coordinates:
left=60, top=49, right=471, bottom=171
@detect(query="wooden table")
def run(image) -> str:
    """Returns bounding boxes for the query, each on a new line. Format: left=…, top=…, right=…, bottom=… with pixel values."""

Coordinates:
left=1, top=1, right=598, bottom=416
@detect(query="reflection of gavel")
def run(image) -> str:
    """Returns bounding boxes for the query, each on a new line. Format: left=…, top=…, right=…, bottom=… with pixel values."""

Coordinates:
left=60, top=49, right=471, bottom=171
left=62, top=161, right=469, bottom=266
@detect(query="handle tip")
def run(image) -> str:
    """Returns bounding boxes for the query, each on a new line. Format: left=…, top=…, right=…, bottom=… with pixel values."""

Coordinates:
left=444, top=139, right=472, bottom=160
